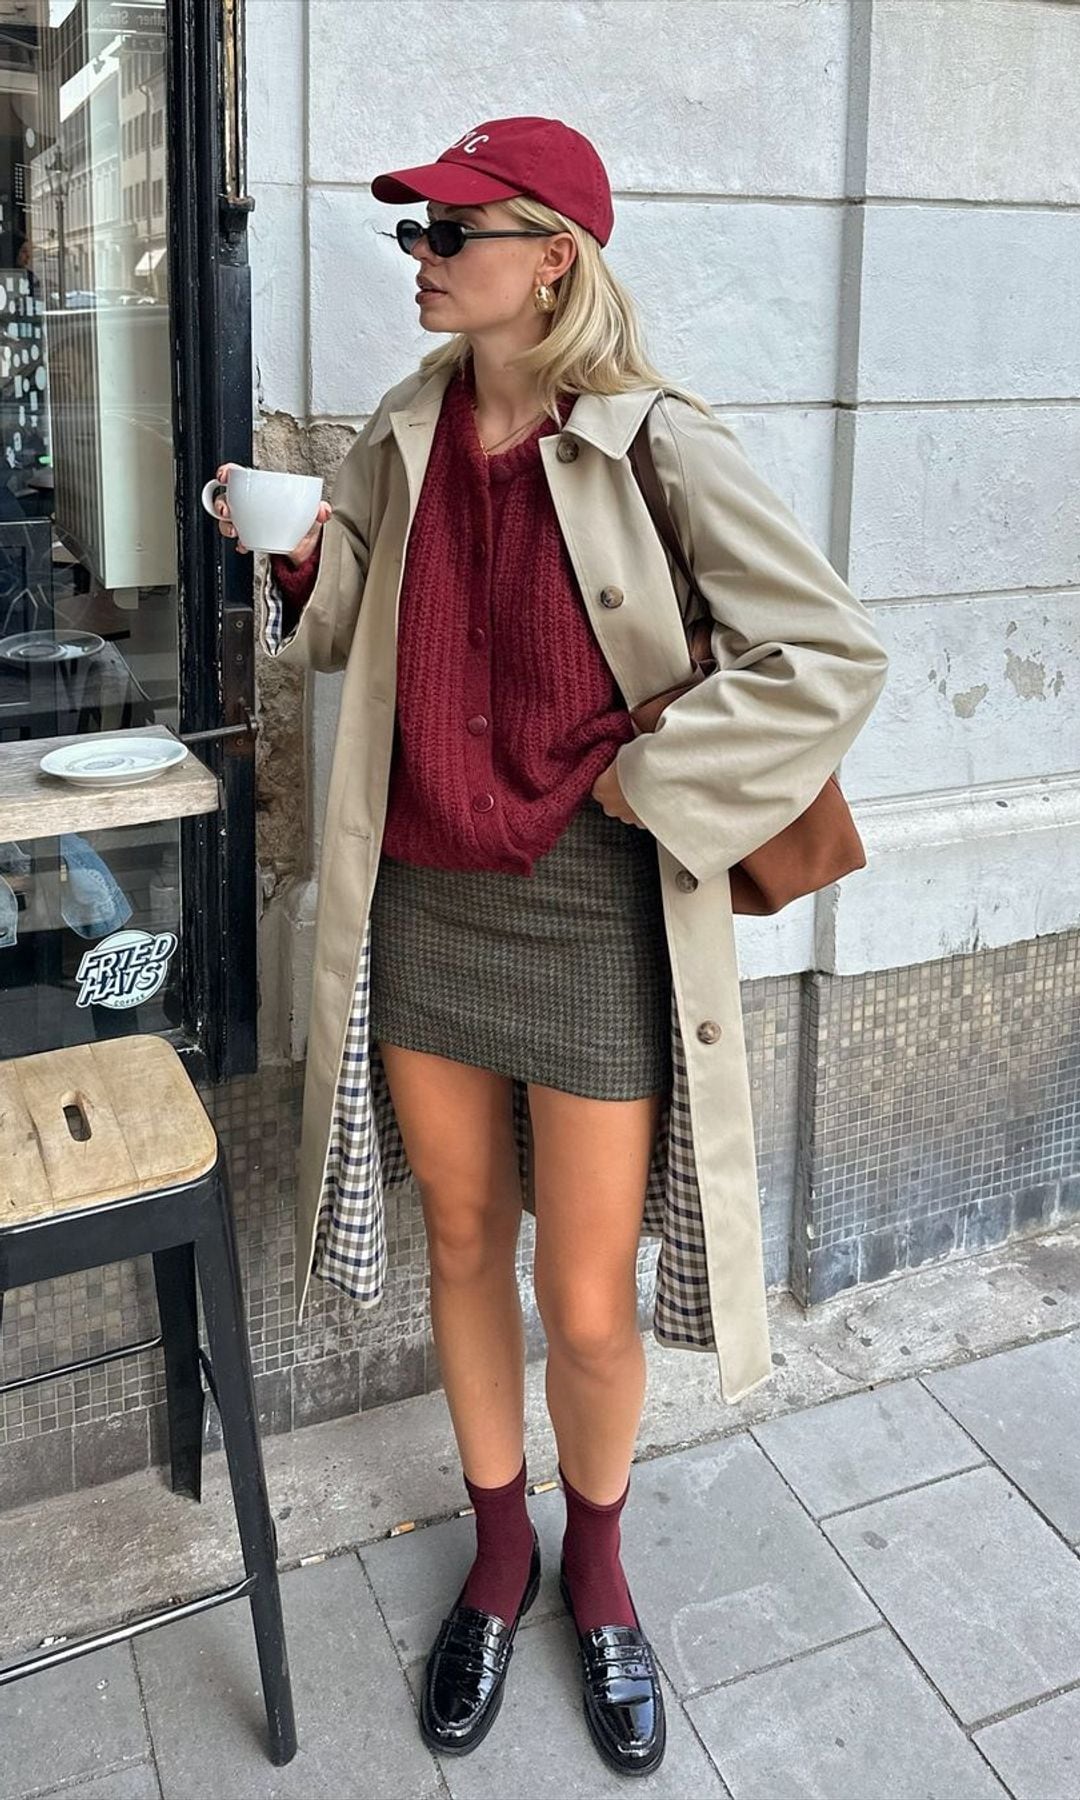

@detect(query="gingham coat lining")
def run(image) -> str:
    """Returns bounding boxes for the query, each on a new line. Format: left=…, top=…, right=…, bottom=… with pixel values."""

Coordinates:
left=265, top=570, right=716, bottom=1352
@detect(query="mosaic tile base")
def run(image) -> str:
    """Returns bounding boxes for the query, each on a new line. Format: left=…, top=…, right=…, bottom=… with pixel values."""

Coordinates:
left=799, top=930, right=1079, bottom=1303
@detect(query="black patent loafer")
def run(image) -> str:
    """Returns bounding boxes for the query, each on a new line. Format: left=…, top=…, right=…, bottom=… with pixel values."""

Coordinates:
left=559, top=1559, right=666, bottom=1776
left=419, top=1527, right=541, bottom=1755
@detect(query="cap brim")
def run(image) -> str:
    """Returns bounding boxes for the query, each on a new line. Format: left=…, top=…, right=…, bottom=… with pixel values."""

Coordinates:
left=371, top=162, right=521, bottom=207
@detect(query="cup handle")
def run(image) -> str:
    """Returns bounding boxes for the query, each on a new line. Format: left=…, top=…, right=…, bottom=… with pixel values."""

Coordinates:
left=200, top=475, right=226, bottom=518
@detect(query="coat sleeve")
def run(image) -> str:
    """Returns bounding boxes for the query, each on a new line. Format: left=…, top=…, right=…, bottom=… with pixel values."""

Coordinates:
left=255, top=409, right=380, bottom=674
left=614, top=396, right=890, bottom=885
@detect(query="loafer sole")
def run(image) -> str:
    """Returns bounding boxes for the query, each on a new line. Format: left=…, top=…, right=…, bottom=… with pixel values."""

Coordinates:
left=559, top=1567, right=667, bottom=1776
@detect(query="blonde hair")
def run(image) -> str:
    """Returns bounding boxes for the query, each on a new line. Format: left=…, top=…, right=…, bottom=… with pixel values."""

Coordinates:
left=416, top=194, right=713, bottom=423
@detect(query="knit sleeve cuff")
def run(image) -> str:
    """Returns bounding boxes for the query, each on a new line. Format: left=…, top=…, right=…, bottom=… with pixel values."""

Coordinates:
left=266, top=545, right=321, bottom=638
left=269, top=544, right=320, bottom=602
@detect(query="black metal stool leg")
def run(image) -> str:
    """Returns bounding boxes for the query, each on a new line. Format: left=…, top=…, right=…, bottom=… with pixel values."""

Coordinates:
left=195, top=1168, right=297, bottom=1767
left=152, top=1243, right=205, bottom=1501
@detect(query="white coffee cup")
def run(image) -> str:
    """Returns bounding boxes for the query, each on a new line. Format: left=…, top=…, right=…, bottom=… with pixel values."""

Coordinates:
left=201, top=466, right=323, bottom=554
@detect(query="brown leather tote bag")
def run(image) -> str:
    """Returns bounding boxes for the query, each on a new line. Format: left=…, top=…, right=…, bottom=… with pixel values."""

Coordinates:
left=625, top=414, right=867, bottom=916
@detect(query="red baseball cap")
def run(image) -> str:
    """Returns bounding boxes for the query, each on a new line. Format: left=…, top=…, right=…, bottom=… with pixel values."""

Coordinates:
left=371, top=116, right=614, bottom=247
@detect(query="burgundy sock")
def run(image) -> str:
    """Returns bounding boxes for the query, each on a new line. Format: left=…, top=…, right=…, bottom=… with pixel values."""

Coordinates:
left=559, top=1462, right=637, bottom=1632
left=458, top=1454, right=536, bottom=1624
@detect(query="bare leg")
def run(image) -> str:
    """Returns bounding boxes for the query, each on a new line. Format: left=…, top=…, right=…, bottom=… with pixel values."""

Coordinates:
left=529, top=1082, right=664, bottom=1501
left=376, top=1042, right=525, bottom=1485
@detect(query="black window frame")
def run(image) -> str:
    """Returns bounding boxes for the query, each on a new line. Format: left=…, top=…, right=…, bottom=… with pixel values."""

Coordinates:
left=166, top=0, right=258, bottom=1086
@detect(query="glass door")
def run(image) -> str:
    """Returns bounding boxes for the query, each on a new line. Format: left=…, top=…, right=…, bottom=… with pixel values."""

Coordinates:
left=0, top=0, right=256, bottom=1081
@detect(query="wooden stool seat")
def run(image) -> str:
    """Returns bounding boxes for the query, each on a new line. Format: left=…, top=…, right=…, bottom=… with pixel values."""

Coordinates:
left=0, top=1036, right=217, bottom=1224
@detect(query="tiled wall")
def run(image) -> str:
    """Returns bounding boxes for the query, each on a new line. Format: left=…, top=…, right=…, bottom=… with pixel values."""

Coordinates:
left=2, top=928, right=1076, bottom=1509
left=798, top=931, right=1080, bottom=1302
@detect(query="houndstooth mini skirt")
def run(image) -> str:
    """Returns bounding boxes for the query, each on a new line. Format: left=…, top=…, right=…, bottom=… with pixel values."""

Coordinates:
left=368, top=797, right=673, bottom=1100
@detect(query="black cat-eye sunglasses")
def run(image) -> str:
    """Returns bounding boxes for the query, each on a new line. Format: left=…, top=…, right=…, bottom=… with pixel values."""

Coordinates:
left=380, top=218, right=556, bottom=258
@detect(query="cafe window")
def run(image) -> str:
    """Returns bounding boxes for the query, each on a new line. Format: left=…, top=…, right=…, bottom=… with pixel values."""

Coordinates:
left=0, top=1, right=258, bottom=1083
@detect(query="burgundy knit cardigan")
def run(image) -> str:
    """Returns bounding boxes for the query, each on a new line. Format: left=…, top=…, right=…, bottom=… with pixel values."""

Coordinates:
left=270, top=362, right=635, bottom=875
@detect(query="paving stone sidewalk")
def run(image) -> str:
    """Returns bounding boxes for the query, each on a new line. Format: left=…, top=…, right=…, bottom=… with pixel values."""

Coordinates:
left=3, top=1329, right=1080, bottom=1800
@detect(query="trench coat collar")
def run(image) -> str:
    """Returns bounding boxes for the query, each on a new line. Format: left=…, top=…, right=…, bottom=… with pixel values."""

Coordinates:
left=366, top=360, right=665, bottom=460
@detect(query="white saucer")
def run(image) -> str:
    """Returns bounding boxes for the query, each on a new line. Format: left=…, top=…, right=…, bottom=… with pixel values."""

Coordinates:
left=40, top=736, right=189, bottom=785
left=0, top=630, right=105, bottom=663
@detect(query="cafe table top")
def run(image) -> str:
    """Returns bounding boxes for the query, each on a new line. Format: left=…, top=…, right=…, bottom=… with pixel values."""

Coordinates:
left=0, top=725, right=220, bottom=842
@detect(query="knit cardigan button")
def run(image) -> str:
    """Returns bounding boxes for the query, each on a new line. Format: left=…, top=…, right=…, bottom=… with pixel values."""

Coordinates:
left=555, top=437, right=579, bottom=463
left=599, top=585, right=624, bottom=608
left=472, top=792, right=495, bottom=813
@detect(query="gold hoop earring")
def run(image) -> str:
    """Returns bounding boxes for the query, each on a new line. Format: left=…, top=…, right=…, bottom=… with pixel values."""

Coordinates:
left=534, top=283, right=557, bottom=314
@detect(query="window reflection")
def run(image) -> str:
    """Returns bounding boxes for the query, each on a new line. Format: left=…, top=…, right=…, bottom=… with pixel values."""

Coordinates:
left=0, top=0, right=182, bottom=1055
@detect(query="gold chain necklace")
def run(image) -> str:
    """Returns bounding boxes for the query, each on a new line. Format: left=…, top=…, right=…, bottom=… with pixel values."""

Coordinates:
left=470, top=397, right=547, bottom=458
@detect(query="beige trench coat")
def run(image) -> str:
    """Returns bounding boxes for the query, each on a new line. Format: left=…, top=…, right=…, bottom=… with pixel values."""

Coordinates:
left=258, top=361, right=889, bottom=1404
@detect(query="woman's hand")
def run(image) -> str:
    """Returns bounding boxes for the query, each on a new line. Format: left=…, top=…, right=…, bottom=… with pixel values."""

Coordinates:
left=591, top=760, right=647, bottom=828
left=209, top=461, right=333, bottom=562
left=281, top=502, right=333, bottom=566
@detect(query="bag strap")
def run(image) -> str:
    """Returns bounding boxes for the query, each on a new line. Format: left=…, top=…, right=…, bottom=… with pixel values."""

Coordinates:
left=627, top=408, right=707, bottom=628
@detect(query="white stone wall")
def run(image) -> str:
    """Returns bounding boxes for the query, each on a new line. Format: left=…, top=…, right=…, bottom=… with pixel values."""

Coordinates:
left=246, top=0, right=1080, bottom=988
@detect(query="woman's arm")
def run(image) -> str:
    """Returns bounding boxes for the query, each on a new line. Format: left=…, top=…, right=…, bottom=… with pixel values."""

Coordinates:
left=258, top=409, right=381, bottom=674
left=614, top=396, right=890, bottom=885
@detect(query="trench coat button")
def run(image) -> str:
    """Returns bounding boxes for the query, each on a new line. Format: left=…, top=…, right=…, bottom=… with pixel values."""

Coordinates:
left=555, top=436, right=579, bottom=463
left=696, top=1019, right=722, bottom=1045
left=599, top=585, right=624, bottom=609
left=675, top=868, right=698, bottom=893
left=472, top=792, right=495, bottom=813
left=466, top=714, right=489, bottom=734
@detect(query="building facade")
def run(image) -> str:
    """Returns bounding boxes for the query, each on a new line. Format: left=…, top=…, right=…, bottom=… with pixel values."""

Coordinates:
left=1, top=0, right=1077, bottom=1506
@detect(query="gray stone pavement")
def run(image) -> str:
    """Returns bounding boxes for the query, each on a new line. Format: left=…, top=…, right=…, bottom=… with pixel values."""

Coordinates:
left=2, top=1325, right=1080, bottom=1799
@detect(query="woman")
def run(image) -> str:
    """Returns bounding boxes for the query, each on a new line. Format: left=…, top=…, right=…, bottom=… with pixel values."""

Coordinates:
left=213, top=116, right=889, bottom=1776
